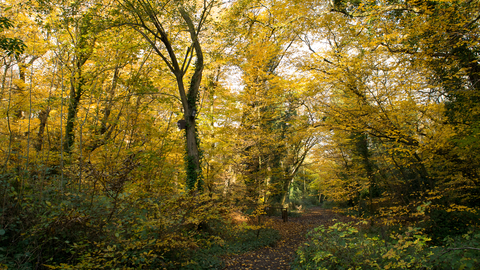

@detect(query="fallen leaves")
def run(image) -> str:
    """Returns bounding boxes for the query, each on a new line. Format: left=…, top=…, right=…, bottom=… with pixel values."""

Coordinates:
left=223, top=207, right=356, bottom=269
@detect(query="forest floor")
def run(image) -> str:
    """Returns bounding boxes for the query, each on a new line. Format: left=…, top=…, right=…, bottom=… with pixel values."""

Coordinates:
left=222, top=206, right=356, bottom=270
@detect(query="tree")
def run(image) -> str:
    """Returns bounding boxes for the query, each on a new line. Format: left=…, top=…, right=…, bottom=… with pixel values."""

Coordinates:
left=216, top=0, right=317, bottom=204
left=34, top=0, right=106, bottom=155
left=115, top=0, right=218, bottom=191
left=329, top=0, right=480, bottom=206
left=291, top=0, right=480, bottom=222
left=292, top=1, right=433, bottom=218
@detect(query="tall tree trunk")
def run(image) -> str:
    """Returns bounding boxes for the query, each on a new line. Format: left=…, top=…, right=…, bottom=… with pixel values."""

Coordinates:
left=64, top=71, right=84, bottom=153
left=63, top=18, right=95, bottom=154
left=184, top=112, right=201, bottom=190
left=178, top=62, right=203, bottom=191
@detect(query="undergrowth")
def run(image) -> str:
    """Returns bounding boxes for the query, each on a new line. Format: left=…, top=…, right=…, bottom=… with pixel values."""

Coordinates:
left=292, top=221, right=480, bottom=270
left=0, top=181, right=280, bottom=270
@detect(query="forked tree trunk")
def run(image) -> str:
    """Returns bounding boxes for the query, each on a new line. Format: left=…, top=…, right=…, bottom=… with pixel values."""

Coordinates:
left=121, top=0, right=209, bottom=192
left=177, top=63, right=203, bottom=191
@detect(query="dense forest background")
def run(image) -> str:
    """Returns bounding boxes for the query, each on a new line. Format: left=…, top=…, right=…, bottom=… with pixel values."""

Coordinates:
left=1, top=0, right=479, bottom=269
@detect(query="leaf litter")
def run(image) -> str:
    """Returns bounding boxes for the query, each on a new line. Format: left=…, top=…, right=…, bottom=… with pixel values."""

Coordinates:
left=223, top=207, right=355, bottom=269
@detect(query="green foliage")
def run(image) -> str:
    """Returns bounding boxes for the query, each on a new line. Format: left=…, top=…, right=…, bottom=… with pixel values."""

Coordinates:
left=423, top=208, right=480, bottom=245
left=1, top=176, right=280, bottom=270
left=184, top=154, right=200, bottom=191
left=288, top=175, right=320, bottom=209
left=0, top=15, right=26, bottom=56
left=0, top=180, right=35, bottom=270
left=432, top=232, right=480, bottom=270
left=293, top=221, right=480, bottom=270
left=0, top=36, right=26, bottom=56
left=174, top=224, right=280, bottom=270
left=293, top=221, right=434, bottom=269
left=41, top=193, right=222, bottom=269
left=319, top=200, right=337, bottom=209
left=0, top=179, right=123, bottom=269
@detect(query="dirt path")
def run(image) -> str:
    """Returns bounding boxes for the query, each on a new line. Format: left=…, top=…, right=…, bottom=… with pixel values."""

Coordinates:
left=222, top=207, right=355, bottom=270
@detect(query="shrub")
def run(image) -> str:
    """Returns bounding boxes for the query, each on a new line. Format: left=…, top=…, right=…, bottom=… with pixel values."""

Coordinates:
left=292, top=221, right=434, bottom=269
left=423, top=208, right=480, bottom=244
left=41, top=193, right=280, bottom=269
left=429, top=232, right=480, bottom=270
left=1, top=174, right=281, bottom=270
left=293, top=221, right=480, bottom=270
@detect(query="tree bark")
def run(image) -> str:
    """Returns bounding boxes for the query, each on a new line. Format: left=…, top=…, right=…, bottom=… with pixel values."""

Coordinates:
left=64, top=71, right=84, bottom=153
left=34, top=108, right=50, bottom=151
left=179, top=6, right=205, bottom=191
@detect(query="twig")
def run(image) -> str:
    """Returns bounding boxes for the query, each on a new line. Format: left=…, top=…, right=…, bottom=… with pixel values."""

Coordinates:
left=436, top=247, right=480, bottom=259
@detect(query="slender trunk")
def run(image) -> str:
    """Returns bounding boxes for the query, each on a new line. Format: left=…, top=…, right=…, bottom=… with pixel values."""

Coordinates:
left=244, top=150, right=261, bottom=200
left=64, top=69, right=84, bottom=153
left=413, top=152, right=433, bottom=190
left=25, top=55, right=35, bottom=189
left=267, top=149, right=284, bottom=205
left=0, top=61, right=11, bottom=100
left=59, top=59, right=65, bottom=192
left=100, top=67, right=119, bottom=135
left=64, top=23, right=94, bottom=155
left=3, top=69, right=14, bottom=172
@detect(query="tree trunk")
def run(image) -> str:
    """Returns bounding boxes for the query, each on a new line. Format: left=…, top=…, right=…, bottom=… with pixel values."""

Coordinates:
left=64, top=73, right=83, bottom=153
left=178, top=64, right=203, bottom=191
left=184, top=113, right=202, bottom=190
left=122, top=1, right=208, bottom=192
left=355, top=133, right=376, bottom=216
left=34, top=108, right=50, bottom=151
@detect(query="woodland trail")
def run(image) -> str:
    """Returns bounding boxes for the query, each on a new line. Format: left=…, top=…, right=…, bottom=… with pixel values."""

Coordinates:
left=222, top=207, right=355, bottom=270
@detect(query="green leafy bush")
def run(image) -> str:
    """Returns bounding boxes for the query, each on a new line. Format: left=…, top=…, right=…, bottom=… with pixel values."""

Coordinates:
left=38, top=193, right=280, bottom=269
left=430, top=232, right=480, bottom=270
left=423, top=208, right=480, bottom=244
left=1, top=174, right=281, bottom=270
left=293, top=221, right=480, bottom=270
left=292, top=221, right=434, bottom=269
